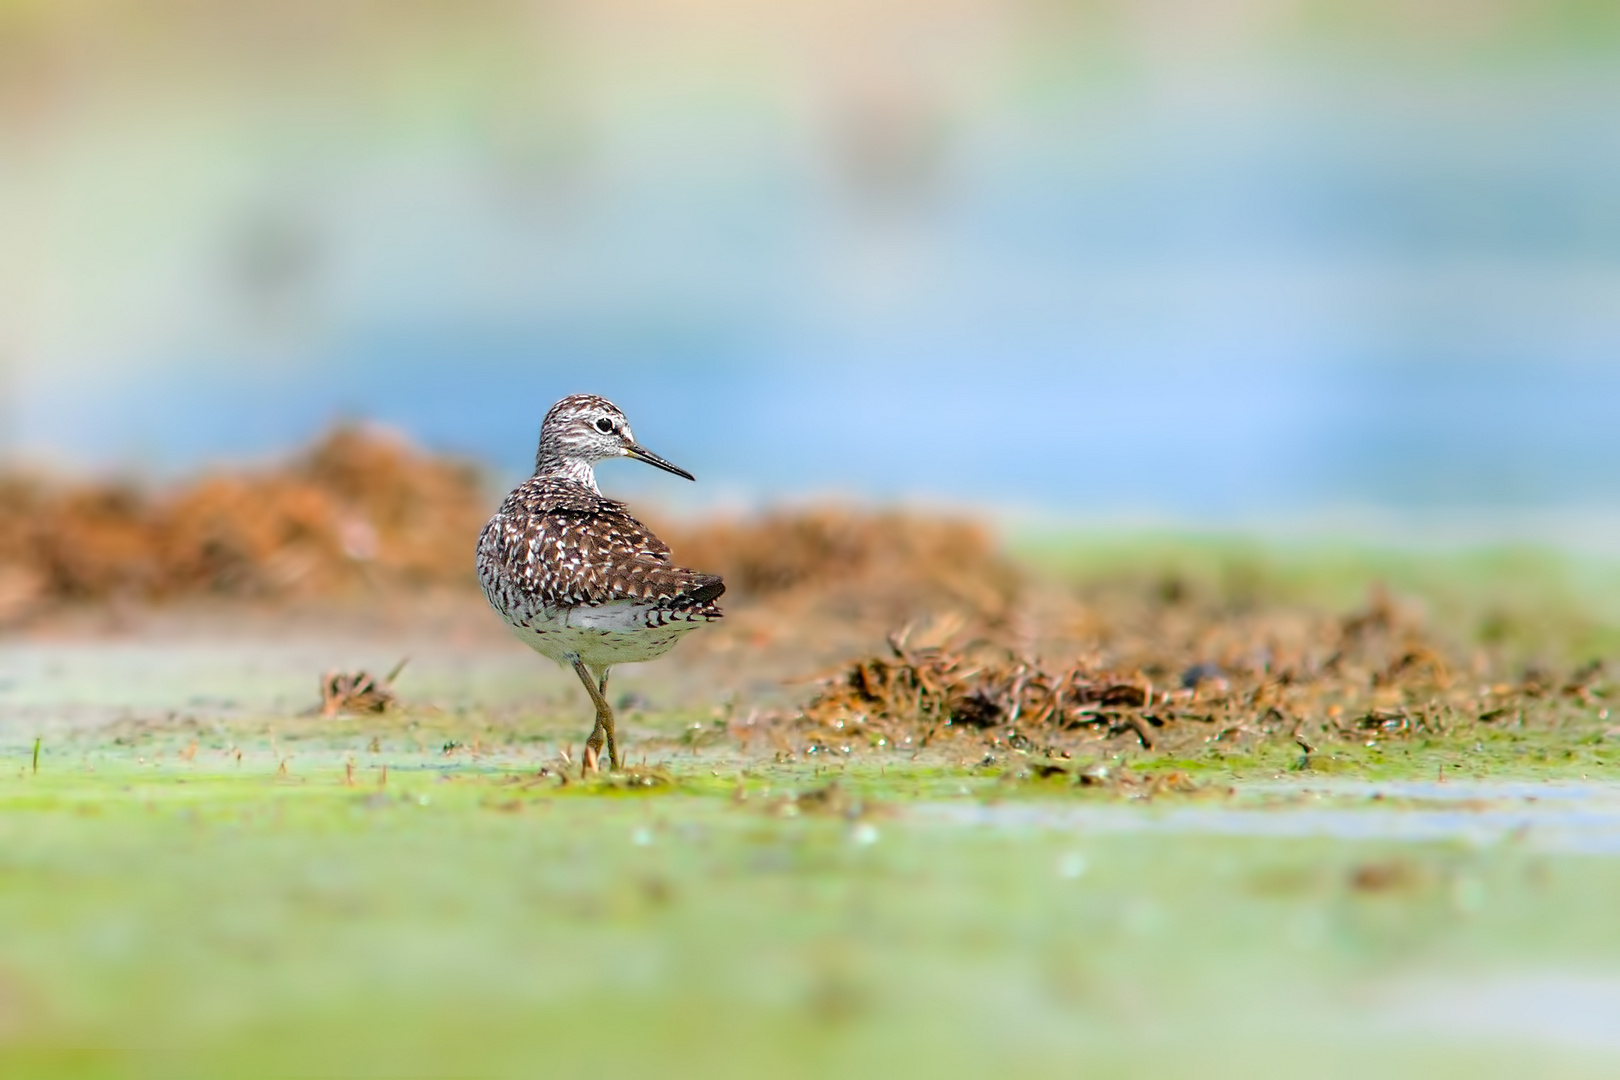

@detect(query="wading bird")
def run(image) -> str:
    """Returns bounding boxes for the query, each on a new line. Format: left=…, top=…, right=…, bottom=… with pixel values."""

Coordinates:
left=477, top=394, right=724, bottom=772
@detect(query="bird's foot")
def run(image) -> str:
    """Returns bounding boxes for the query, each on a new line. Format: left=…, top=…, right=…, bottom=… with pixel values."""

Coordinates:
left=584, top=718, right=607, bottom=776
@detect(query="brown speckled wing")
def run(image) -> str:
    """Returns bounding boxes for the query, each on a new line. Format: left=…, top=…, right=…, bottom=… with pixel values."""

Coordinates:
left=477, top=477, right=724, bottom=613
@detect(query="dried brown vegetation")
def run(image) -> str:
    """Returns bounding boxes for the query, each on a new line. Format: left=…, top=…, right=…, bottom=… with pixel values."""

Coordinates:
left=759, top=583, right=1611, bottom=765
left=0, top=425, right=488, bottom=617
left=659, top=508, right=1023, bottom=680
left=662, top=509, right=1016, bottom=615
left=319, top=659, right=409, bottom=717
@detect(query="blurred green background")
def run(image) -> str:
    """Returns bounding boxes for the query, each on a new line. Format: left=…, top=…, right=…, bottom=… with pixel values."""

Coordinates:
left=3, top=0, right=1619, bottom=519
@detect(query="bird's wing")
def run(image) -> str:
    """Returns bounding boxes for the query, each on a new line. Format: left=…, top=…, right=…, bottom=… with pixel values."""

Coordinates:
left=479, top=482, right=724, bottom=608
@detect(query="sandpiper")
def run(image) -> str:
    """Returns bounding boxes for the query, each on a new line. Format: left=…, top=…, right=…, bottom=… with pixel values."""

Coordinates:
left=477, top=394, right=724, bottom=772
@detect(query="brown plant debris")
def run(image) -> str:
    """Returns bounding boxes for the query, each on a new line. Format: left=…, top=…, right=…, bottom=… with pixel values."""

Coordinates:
left=658, top=508, right=1021, bottom=641
left=818, top=628, right=1147, bottom=732
left=663, top=508, right=1015, bottom=604
left=791, top=626, right=1167, bottom=754
left=765, top=583, right=1611, bottom=762
left=1348, top=858, right=1424, bottom=893
left=320, top=658, right=408, bottom=717
left=0, top=424, right=488, bottom=612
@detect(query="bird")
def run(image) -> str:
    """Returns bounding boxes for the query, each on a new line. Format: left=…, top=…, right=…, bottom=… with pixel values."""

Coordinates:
left=477, top=394, right=725, bottom=772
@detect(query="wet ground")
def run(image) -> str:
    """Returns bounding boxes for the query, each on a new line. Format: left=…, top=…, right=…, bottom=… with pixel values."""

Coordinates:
left=2, top=604, right=1619, bottom=1077
left=937, top=779, right=1620, bottom=855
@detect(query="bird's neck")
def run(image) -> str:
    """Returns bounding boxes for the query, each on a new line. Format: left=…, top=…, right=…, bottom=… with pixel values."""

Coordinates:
left=534, top=454, right=600, bottom=493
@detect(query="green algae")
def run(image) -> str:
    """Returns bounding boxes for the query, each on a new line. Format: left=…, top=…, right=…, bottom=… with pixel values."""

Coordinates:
left=5, top=758, right=1620, bottom=1079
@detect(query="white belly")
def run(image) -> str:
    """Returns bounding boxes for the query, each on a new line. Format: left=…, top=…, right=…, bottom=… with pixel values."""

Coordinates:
left=507, top=601, right=702, bottom=668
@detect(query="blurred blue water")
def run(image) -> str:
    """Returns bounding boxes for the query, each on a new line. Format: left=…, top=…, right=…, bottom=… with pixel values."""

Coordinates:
left=14, top=62, right=1620, bottom=518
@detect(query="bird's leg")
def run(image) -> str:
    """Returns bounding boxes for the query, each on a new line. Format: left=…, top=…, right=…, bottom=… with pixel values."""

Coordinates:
left=570, top=657, right=606, bottom=773
left=595, top=669, right=617, bottom=767
left=583, top=716, right=605, bottom=775
left=596, top=669, right=621, bottom=770
left=582, top=670, right=611, bottom=773
left=572, top=660, right=620, bottom=772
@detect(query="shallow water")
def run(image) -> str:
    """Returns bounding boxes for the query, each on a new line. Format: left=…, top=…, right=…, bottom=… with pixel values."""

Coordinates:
left=1378, top=974, right=1620, bottom=1054
left=922, top=779, right=1620, bottom=855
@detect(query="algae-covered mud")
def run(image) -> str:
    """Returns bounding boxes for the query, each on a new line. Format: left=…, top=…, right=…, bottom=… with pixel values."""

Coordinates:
left=5, top=759, right=1620, bottom=1078
left=0, top=537, right=1618, bottom=1077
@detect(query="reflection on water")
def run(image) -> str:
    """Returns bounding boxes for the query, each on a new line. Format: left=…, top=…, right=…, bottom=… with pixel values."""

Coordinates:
left=1381, top=975, right=1620, bottom=1053
left=3, top=2, right=1619, bottom=515
left=925, top=780, right=1620, bottom=855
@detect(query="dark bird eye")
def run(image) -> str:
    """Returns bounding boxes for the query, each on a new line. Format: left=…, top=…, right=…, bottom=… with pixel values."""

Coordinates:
left=594, top=417, right=615, bottom=434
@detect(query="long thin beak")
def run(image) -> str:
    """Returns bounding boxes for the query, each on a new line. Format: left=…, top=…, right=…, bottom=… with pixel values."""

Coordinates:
left=625, top=442, right=696, bottom=481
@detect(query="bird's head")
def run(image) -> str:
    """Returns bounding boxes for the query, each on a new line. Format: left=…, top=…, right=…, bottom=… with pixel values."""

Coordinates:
left=535, top=394, right=694, bottom=484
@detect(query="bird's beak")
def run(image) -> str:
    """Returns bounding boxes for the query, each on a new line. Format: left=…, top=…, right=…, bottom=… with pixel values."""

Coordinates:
left=625, top=442, right=696, bottom=481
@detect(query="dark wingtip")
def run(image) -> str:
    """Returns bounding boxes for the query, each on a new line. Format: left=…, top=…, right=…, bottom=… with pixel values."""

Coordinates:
left=688, top=578, right=726, bottom=604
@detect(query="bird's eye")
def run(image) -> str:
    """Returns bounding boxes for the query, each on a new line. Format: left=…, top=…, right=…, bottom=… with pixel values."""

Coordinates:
left=594, top=417, right=615, bottom=434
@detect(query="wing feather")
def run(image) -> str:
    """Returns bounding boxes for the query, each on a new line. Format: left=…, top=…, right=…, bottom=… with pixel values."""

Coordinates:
left=477, top=477, right=725, bottom=611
